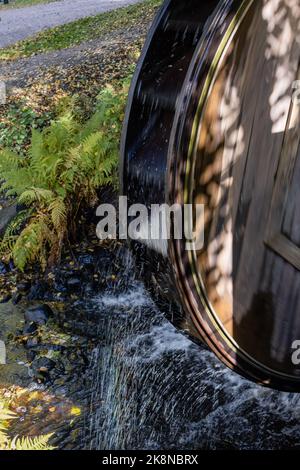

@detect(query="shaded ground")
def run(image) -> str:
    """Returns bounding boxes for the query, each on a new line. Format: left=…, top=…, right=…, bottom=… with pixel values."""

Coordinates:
left=0, top=0, right=142, bottom=47
left=0, top=235, right=119, bottom=449
left=0, top=25, right=145, bottom=89
left=0, top=20, right=148, bottom=152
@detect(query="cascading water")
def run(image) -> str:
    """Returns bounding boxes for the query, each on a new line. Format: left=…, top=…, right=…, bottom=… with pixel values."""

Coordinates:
left=83, top=246, right=300, bottom=450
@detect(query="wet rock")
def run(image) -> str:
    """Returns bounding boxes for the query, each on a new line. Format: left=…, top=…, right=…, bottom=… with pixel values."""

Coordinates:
left=26, top=336, right=40, bottom=348
left=27, top=280, right=49, bottom=300
left=53, top=279, right=67, bottom=293
left=8, top=260, right=15, bottom=272
left=31, top=357, right=56, bottom=374
left=24, top=304, right=53, bottom=325
left=54, top=385, right=68, bottom=395
left=26, top=350, right=36, bottom=362
left=22, top=322, right=38, bottom=335
left=67, top=277, right=82, bottom=291
left=78, top=254, right=95, bottom=270
left=12, top=292, right=22, bottom=305
left=0, top=262, right=8, bottom=275
left=0, top=203, right=17, bottom=236
left=16, top=280, right=31, bottom=293
left=0, top=294, right=11, bottom=303
left=29, top=343, right=65, bottom=354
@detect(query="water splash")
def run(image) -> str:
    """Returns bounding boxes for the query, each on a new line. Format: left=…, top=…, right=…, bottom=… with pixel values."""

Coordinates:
left=84, top=248, right=300, bottom=450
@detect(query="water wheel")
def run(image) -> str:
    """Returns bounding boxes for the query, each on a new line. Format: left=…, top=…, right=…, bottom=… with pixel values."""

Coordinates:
left=121, top=0, right=300, bottom=391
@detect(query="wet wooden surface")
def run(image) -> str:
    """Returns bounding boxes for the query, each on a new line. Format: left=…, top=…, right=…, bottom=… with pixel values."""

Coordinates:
left=196, top=0, right=300, bottom=375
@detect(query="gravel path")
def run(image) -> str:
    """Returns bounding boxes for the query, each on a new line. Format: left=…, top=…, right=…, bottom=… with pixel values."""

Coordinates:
left=0, top=25, right=145, bottom=87
left=0, top=0, right=143, bottom=48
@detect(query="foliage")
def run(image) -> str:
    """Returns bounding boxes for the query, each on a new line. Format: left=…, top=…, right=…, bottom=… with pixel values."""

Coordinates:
left=0, top=405, right=54, bottom=450
left=0, top=105, right=51, bottom=154
left=0, top=210, right=31, bottom=256
left=0, top=0, right=161, bottom=60
left=0, top=80, right=128, bottom=270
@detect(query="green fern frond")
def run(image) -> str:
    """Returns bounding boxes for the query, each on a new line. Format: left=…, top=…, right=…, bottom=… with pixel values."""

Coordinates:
left=0, top=405, right=54, bottom=451
left=0, top=168, right=34, bottom=196
left=49, top=197, right=67, bottom=232
left=0, top=210, right=30, bottom=258
left=76, top=110, right=103, bottom=143
left=29, top=129, right=44, bottom=164
left=12, top=218, right=52, bottom=271
left=44, top=115, right=77, bottom=155
left=0, top=77, right=129, bottom=270
left=0, top=409, right=16, bottom=422
left=18, top=188, right=55, bottom=205
left=9, top=434, right=54, bottom=451
left=0, top=149, right=21, bottom=173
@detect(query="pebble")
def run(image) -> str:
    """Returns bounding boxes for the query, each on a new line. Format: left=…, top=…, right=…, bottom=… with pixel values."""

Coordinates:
left=24, top=304, right=53, bottom=325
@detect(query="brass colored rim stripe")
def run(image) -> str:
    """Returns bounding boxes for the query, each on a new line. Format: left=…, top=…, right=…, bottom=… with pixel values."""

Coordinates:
left=184, top=0, right=255, bottom=349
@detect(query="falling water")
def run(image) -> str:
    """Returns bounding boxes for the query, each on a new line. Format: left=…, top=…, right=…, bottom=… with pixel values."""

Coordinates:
left=83, top=247, right=300, bottom=450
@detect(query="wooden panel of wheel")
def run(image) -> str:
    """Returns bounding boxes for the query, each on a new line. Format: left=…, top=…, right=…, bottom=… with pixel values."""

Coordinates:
left=186, top=0, right=300, bottom=379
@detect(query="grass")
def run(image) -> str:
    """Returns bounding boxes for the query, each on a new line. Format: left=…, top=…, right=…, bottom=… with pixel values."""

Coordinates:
left=0, top=0, right=162, bottom=60
left=0, top=0, right=57, bottom=9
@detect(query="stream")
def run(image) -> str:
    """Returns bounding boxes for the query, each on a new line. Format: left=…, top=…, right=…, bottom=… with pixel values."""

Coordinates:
left=81, top=248, right=300, bottom=450
left=1, top=245, right=300, bottom=449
